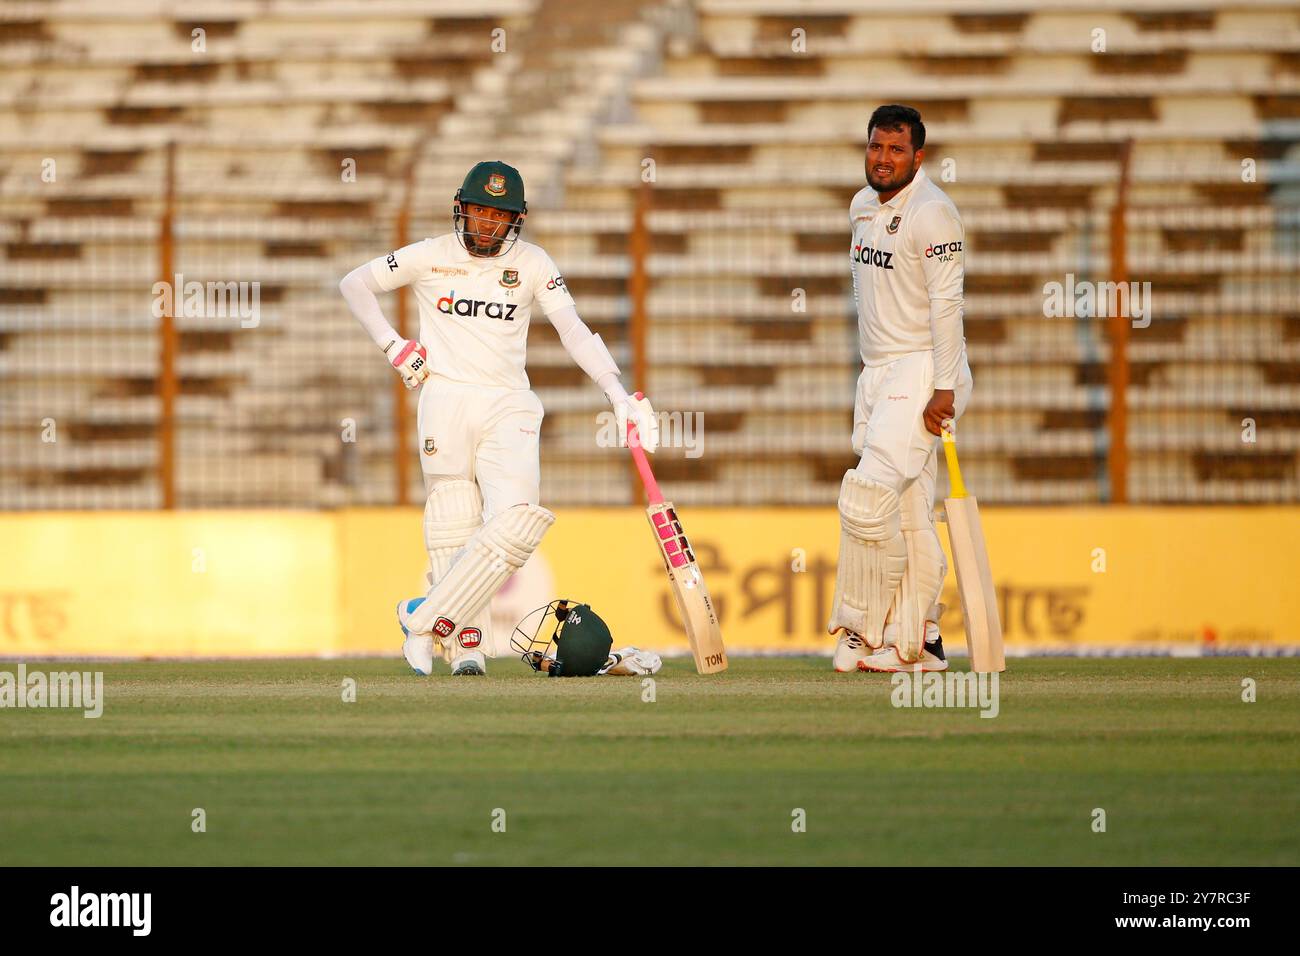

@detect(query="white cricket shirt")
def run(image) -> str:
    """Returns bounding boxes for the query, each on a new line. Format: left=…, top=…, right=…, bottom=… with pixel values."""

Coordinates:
left=368, top=234, right=575, bottom=389
left=848, top=165, right=967, bottom=389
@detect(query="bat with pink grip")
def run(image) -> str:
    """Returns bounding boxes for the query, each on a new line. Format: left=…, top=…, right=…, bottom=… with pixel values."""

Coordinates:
left=625, top=390, right=663, bottom=505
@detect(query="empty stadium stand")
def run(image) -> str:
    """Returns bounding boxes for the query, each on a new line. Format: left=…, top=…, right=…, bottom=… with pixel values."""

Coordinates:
left=1, top=0, right=1297, bottom=508
left=564, top=0, right=1300, bottom=504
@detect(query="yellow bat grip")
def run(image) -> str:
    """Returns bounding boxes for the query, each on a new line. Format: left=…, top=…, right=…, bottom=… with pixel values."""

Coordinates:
left=941, top=429, right=968, bottom=499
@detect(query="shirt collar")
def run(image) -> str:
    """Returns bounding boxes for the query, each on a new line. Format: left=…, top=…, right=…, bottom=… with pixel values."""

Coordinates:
left=881, top=165, right=929, bottom=210
left=450, top=235, right=520, bottom=266
left=448, top=237, right=475, bottom=263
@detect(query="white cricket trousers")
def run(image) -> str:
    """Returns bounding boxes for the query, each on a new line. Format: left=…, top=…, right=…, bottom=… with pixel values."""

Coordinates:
left=852, top=349, right=974, bottom=501
left=416, top=375, right=544, bottom=519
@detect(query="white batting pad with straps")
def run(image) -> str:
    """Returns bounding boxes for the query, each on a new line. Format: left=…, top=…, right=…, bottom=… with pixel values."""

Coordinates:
left=406, top=503, right=556, bottom=638
left=421, top=480, right=496, bottom=662
left=886, top=479, right=948, bottom=663
left=424, top=479, right=483, bottom=577
left=827, top=470, right=907, bottom=647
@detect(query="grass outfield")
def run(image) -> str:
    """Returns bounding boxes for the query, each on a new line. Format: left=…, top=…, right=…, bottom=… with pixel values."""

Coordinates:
left=0, top=657, right=1297, bottom=866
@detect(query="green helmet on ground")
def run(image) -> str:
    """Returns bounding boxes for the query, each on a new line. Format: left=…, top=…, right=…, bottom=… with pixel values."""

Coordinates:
left=511, top=600, right=613, bottom=677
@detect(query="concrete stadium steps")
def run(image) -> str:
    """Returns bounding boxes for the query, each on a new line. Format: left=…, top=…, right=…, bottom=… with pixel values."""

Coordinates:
left=0, top=77, right=457, bottom=113
left=577, top=0, right=1300, bottom=208
left=569, top=156, right=1299, bottom=198
left=0, top=483, right=162, bottom=510
left=697, top=28, right=1300, bottom=59
left=1, top=0, right=1298, bottom=506
left=693, top=0, right=1298, bottom=32
left=0, top=1, right=527, bottom=218
left=598, top=119, right=1300, bottom=149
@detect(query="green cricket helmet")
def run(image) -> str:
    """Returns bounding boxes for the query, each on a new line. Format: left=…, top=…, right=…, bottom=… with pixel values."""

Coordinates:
left=511, top=600, right=613, bottom=677
left=453, top=160, right=527, bottom=257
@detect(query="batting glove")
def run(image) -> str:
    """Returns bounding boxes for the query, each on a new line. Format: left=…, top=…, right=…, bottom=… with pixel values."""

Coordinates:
left=616, top=393, right=659, bottom=453
left=384, top=338, right=430, bottom=390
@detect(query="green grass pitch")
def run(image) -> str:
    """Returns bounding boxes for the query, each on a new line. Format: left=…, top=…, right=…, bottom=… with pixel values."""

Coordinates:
left=1, top=657, right=1296, bottom=866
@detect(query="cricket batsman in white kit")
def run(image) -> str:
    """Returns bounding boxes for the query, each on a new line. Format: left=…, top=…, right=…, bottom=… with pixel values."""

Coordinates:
left=339, top=161, right=657, bottom=675
left=829, top=105, right=974, bottom=674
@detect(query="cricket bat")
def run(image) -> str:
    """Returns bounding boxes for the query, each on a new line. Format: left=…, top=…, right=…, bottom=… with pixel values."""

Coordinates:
left=626, top=393, right=727, bottom=674
left=941, top=429, right=1006, bottom=673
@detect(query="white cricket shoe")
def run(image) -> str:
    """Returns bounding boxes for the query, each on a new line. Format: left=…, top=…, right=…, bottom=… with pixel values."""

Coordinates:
left=451, top=651, right=487, bottom=676
left=403, top=636, right=435, bottom=676
left=833, top=631, right=872, bottom=672
left=859, top=638, right=949, bottom=673
left=397, top=598, right=435, bottom=675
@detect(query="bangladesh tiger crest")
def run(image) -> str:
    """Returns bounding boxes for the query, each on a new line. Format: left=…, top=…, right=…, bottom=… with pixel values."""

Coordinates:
left=499, top=269, right=520, bottom=288
left=485, top=173, right=507, bottom=196
left=423, top=438, right=437, bottom=456
left=887, top=215, right=902, bottom=235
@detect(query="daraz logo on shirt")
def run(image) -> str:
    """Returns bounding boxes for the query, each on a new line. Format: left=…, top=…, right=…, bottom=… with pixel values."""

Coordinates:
left=436, top=291, right=518, bottom=321
left=925, top=240, right=962, bottom=261
left=853, top=244, right=894, bottom=269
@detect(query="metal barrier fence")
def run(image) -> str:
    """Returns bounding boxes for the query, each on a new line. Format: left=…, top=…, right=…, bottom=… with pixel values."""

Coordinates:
left=1, top=193, right=1297, bottom=508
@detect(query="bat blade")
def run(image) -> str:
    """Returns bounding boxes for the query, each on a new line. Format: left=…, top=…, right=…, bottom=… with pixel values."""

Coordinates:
left=943, top=494, right=1006, bottom=673
left=645, top=500, right=727, bottom=674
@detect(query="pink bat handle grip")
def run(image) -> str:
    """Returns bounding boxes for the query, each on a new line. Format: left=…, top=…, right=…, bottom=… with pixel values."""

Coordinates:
left=625, top=390, right=664, bottom=505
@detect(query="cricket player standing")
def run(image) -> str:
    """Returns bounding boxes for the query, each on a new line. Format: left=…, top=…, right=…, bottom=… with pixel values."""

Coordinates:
left=828, top=105, right=974, bottom=673
left=339, top=161, right=657, bottom=675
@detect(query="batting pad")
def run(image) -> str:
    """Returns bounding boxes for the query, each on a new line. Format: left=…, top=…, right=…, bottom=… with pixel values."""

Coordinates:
left=405, top=503, right=555, bottom=638
left=422, top=479, right=496, bottom=659
left=888, top=479, right=946, bottom=662
left=828, top=470, right=906, bottom=647
left=424, top=479, right=484, bottom=579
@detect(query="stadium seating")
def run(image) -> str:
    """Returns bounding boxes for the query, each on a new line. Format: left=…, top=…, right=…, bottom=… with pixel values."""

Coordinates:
left=0, top=0, right=536, bottom=507
left=1, top=0, right=1297, bottom=507
left=558, top=0, right=1300, bottom=504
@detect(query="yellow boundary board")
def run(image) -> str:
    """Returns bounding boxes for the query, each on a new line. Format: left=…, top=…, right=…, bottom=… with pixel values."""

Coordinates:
left=0, top=507, right=1295, bottom=656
